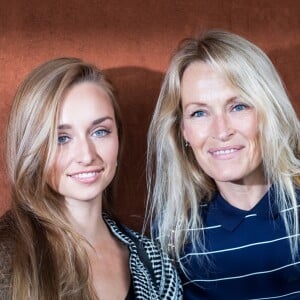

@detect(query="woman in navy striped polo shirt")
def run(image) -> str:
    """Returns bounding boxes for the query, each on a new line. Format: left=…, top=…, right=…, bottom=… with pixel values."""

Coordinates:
left=147, top=30, right=300, bottom=299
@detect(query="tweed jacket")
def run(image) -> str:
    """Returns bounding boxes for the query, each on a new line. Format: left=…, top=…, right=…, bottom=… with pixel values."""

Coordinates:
left=104, top=215, right=182, bottom=299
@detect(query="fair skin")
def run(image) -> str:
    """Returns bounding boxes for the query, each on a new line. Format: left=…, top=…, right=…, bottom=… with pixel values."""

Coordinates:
left=51, top=81, right=130, bottom=300
left=181, top=62, right=269, bottom=210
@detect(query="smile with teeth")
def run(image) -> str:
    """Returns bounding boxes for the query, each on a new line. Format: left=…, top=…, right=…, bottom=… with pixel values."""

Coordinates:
left=72, top=172, right=98, bottom=179
left=212, top=148, right=237, bottom=155
left=68, top=170, right=102, bottom=183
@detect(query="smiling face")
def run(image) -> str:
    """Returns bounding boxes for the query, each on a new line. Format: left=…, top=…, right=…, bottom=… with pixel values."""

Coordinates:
left=50, top=81, right=119, bottom=204
left=181, top=62, right=264, bottom=188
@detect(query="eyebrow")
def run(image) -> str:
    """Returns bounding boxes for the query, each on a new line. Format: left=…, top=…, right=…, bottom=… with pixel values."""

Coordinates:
left=58, top=116, right=114, bottom=130
left=92, top=116, right=114, bottom=126
left=182, top=102, right=207, bottom=111
left=183, top=96, right=239, bottom=109
left=227, top=96, right=239, bottom=103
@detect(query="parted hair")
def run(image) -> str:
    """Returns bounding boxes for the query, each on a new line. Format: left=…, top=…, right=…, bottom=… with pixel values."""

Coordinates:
left=146, top=29, right=300, bottom=265
left=0, top=57, right=122, bottom=299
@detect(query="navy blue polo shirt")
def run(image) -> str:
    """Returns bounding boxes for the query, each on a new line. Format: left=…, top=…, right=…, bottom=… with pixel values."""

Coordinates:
left=180, top=188, right=300, bottom=299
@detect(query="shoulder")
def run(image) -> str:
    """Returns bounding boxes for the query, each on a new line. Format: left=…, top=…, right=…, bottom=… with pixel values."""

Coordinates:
left=125, top=227, right=183, bottom=299
left=0, top=240, right=13, bottom=272
left=0, top=239, right=13, bottom=297
left=103, top=214, right=164, bottom=259
left=103, top=214, right=163, bottom=257
left=0, top=211, right=14, bottom=292
left=103, top=214, right=182, bottom=299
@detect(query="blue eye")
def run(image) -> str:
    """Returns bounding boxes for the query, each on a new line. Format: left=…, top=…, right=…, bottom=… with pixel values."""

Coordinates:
left=93, top=129, right=110, bottom=137
left=232, top=104, right=248, bottom=112
left=191, top=110, right=206, bottom=117
left=58, top=135, right=70, bottom=145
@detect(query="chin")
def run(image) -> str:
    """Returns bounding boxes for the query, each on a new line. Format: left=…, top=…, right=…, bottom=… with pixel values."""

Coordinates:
left=210, top=172, right=242, bottom=183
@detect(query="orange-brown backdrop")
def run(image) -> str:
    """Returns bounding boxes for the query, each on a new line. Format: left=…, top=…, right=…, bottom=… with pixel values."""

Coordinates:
left=0, top=0, right=299, bottom=230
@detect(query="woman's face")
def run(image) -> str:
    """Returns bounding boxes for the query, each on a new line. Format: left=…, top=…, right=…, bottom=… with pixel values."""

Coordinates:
left=181, top=62, right=264, bottom=187
left=50, top=81, right=119, bottom=204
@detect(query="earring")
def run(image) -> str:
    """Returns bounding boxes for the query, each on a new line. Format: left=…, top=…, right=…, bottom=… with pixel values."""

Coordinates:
left=185, top=141, right=190, bottom=147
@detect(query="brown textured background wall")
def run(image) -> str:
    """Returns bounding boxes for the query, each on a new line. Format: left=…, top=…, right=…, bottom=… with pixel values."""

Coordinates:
left=0, top=0, right=299, bottom=230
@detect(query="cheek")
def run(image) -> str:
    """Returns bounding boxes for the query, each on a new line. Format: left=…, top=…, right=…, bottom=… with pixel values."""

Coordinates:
left=241, top=121, right=260, bottom=146
left=183, top=122, right=208, bottom=147
left=110, top=141, right=119, bottom=163
left=238, top=118, right=262, bottom=157
left=250, top=133, right=261, bottom=158
left=237, top=112, right=259, bottom=137
left=97, top=139, right=119, bottom=163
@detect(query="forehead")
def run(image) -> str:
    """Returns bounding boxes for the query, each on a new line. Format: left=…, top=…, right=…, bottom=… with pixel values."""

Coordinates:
left=59, top=82, right=115, bottom=123
left=181, top=62, right=236, bottom=100
left=182, top=62, right=227, bottom=86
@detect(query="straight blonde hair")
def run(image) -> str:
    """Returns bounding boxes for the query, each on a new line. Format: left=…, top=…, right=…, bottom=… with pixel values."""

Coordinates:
left=1, top=57, right=122, bottom=299
left=147, top=30, right=300, bottom=266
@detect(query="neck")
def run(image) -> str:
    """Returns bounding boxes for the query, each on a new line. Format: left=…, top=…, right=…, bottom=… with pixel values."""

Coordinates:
left=216, top=181, right=270, bottom=211
left=65, top=197, right=109, bottom=244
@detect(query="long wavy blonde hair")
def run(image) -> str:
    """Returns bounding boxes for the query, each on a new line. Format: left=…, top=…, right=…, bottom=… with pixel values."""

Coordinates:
left=147, top=29, right=300, bottom=264
left=1, top=57, right=122, bottom=299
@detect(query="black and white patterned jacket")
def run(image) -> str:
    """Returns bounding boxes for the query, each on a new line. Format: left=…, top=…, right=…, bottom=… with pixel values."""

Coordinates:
left=104, top=215, right=182, bottom=300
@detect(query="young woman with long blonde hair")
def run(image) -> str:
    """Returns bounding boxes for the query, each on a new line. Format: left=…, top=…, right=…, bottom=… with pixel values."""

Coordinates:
left=0, top=57, right=181, bottom=299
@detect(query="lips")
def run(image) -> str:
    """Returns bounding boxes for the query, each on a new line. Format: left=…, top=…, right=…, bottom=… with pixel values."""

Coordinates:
left=68, top=169, right=103, bottom=183
left=72, top=171, right=98, bottom=179
left=208, top=145, right=244, bottom=157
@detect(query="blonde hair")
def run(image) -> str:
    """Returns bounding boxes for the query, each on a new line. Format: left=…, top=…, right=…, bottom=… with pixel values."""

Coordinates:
left=2, top=57, right=122, bottom=299
left=147, top=29, right=300, bottom=265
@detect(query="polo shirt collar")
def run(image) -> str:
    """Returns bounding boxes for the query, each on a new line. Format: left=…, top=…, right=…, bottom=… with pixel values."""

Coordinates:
left=206, top=186, right=278, bottom=232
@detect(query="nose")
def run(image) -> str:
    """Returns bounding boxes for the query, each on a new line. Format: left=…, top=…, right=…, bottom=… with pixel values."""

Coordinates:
left=75, top=138, right=96, bottom=165
left=212, top=114, right=234, bottom=141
